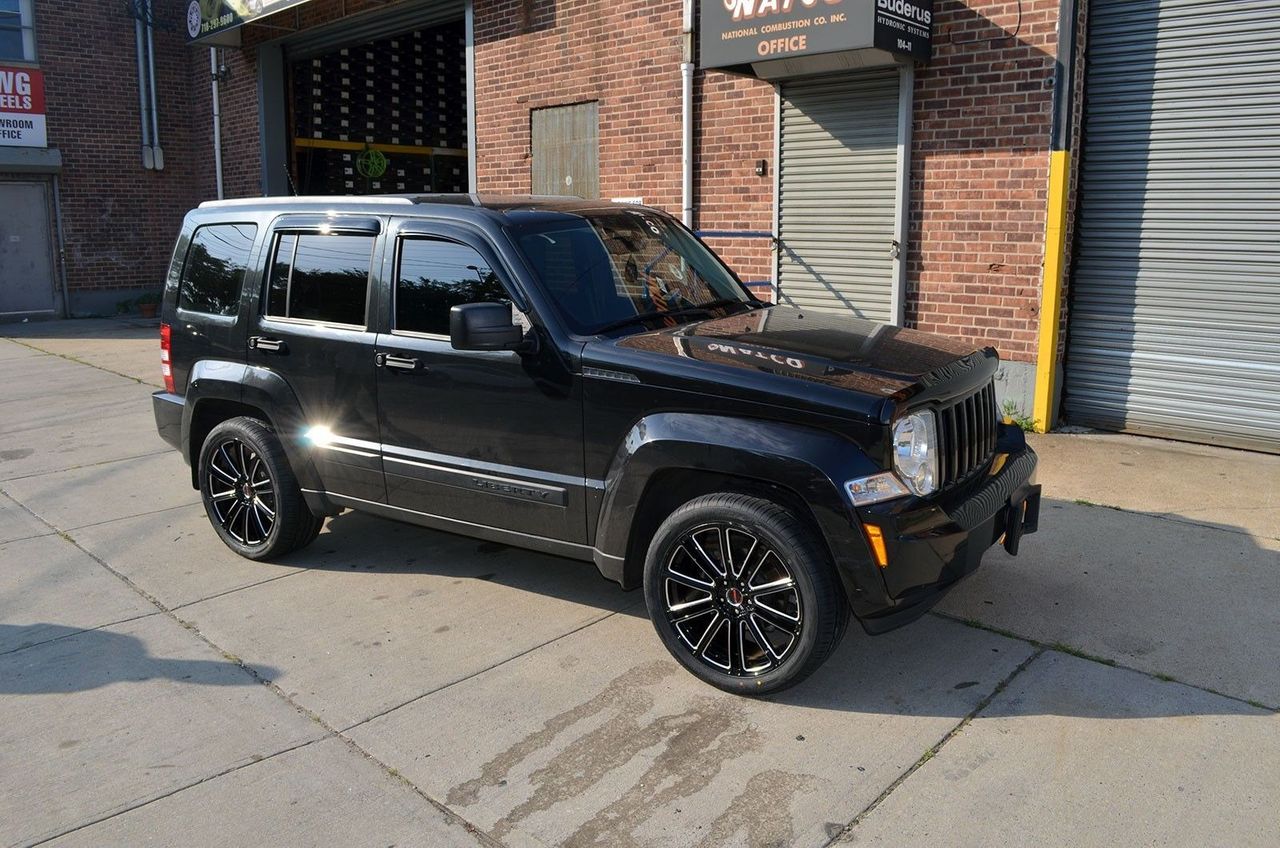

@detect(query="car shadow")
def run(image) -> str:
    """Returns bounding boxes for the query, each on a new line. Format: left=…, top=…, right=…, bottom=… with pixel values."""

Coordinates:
left=269, top=497, right=1276, bottom=719
left=0, top=624, right=278, bottom=695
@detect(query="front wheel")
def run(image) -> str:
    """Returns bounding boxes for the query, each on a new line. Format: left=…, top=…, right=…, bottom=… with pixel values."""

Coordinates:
left=643, top=493, right=849, bottom=695
left=198, top=417, right=322, bottom=560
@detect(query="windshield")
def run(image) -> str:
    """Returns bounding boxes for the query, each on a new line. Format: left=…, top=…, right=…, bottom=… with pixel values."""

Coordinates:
left=510, top=208, right=756, bottom=335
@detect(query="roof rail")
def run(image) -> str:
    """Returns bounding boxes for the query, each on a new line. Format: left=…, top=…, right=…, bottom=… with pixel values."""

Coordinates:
left=197, top=196, right=415, bottom=209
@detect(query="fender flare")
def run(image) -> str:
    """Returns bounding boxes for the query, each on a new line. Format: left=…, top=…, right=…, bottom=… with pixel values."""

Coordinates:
left=182, top=360, right=325, bottom=493
left=593, top=412, right=888, bottom=608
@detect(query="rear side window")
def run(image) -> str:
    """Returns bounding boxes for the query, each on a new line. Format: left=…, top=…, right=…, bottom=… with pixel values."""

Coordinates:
left=396, top=238, right=509, bottom=335
left=265, top=232, right=374, bottom=327
left=179, top=224, right=258, bottom=316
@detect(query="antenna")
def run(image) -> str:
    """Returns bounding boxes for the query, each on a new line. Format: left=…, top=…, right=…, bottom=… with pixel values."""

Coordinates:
left=285, top=163, right=299, bottom=197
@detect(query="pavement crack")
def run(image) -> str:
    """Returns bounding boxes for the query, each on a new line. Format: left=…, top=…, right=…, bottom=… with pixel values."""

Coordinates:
left=822, top=646, right=1048, bottom=846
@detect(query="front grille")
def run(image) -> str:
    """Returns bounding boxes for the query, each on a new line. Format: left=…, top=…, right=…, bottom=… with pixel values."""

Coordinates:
left=938, top=381, right=999, bottom=488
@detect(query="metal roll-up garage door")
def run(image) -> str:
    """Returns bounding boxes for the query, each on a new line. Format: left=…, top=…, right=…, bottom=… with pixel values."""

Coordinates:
left=777, top=69, right=901, bottom=323
left=1065, top=0, right=1280, bottom=453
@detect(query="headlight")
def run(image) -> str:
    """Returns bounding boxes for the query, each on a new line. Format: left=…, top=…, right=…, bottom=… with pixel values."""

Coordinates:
left=892, top=410, right=939, bottom=497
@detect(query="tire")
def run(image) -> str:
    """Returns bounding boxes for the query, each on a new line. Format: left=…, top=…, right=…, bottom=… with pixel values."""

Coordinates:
left=198, top=417, right=323, bottom=561
left=643, top=493, right=849, bottom=696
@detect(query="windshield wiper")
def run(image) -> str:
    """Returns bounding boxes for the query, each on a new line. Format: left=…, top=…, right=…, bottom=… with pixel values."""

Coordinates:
left=592, top=298, right=757, bottom=335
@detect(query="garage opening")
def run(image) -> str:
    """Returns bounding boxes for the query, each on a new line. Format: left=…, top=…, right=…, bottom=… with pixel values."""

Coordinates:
left=284, top=14, right=468, bottom=196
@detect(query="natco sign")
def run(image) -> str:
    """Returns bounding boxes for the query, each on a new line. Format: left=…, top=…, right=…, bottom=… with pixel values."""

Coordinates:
left=0, top=66, right=46, bottom=148
left=700, top=0, right=932, bottom=76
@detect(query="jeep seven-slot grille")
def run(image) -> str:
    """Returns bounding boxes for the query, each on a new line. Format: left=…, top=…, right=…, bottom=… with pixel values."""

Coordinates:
left=938, top=382, right=999, bottom=488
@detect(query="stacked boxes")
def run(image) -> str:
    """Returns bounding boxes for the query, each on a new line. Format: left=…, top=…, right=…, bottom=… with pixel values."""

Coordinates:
left=291, top=19, right=468, bottom=195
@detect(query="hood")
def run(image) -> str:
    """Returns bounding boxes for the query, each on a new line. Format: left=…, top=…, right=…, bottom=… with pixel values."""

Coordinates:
left=611, top=306, right=995, bottom=405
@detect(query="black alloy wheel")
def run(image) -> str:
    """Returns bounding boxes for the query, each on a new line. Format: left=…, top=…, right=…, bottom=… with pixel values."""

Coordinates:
left=644, top=493, right=849, bottom=695
left=662, top=523, right=803, bottom=676
left=198, top=417, right=323, bottom=560
left=206, top=437, right=277, bottom=546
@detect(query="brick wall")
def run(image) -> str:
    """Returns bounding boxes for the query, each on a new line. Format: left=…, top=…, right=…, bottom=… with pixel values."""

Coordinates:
left=906, top=0, right=1061, bottom=363
left=35, top=0, right=200, bottom=307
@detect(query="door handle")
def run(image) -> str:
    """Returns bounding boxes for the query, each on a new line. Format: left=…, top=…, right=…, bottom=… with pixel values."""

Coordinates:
left=375, top=352, right=420, bottom=371
left=249, top=336, right=287, bottom=353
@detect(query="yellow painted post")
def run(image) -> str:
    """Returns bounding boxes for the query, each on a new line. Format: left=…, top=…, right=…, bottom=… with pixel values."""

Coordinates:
left=1032, top=149, right=1072, bottom=433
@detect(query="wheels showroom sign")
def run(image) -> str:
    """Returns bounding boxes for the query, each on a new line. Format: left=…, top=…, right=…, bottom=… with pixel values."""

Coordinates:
left=0, top=67, right=46, bottom=148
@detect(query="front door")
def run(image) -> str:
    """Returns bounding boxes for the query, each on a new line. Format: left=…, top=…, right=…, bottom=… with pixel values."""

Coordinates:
left=373, top=220, right=587, bottom=544
left=0, top=182, right=56, bottom=316
left=246, top=215, right=386, bottom=503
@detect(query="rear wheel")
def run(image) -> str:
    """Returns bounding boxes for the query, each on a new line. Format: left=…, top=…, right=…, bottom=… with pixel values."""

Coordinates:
left=643, top=493, right=848, bottom=695
left=198, top=417, right=322, bottom=560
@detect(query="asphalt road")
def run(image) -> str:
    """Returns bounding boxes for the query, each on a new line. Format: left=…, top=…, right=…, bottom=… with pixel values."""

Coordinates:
left=2, top=319, right=1277, bottom=848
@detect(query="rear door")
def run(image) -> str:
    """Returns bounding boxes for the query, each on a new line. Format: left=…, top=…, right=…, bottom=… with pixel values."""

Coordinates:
left=247, top=215, right=386, bottom=503
left=372, top=218, right=587, bottom=543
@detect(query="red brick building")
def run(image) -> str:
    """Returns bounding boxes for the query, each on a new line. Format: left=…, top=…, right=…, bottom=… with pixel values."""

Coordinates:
left=5, top=0, right=1278, bottom=452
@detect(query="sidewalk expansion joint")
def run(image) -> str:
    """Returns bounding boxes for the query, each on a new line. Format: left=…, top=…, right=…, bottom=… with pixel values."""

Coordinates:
left=338, top=602, right=642, bottom=736
left=822, top=645, right=1048, bottom=846
left=0, top=450, right=175, bottom=485
left=2, top=337, right=161, bottom=388
left=24, top=736, right=331, bottom=848
left=3, top=488, right=513, bottom=848
left=932, top=609, right=1279, bottom=713
left=0, top=610, right=163, bottom=658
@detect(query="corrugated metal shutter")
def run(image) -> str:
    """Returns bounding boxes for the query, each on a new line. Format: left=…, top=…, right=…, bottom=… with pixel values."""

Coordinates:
left=1066, top=0, right=1280, bottom=453
left=777, top=69, right=900, bottom=323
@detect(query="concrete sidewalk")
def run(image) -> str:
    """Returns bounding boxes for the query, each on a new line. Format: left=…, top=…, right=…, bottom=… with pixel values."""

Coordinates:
left=2, top=318, right=1277, bottom=848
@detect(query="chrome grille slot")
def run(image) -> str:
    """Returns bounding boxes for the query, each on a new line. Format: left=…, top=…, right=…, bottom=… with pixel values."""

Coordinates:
left=938, top=381, right=998, bottom=488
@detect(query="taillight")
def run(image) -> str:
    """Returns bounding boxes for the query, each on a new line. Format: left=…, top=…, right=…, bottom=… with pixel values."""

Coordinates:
left=160, top=322, right=175, bottom=393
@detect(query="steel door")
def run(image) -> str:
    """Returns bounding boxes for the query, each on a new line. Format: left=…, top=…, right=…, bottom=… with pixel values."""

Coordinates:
left=0, top=182, right=55, bottom=316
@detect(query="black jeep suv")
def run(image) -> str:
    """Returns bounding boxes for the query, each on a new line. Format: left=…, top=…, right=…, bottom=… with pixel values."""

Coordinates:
left=153, top=195, right=1040, bottom=695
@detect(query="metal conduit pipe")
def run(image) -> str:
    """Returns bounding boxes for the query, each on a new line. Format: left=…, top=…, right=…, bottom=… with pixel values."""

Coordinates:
left=145, top=0, right=164, bottom=169
left=134, top=5, right=152, bottom=169
left=681, top=0, right=695, bottom=229
left=211, top=49, right=224, bottom=199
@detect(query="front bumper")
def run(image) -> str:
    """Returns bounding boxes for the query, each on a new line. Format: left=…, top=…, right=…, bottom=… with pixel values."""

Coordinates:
left=853, top=424, right=1040, bottom=634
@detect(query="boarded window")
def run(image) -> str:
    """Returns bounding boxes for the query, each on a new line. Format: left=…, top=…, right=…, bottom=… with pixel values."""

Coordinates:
left=531, top=102, right=599, bottom=199
left=179, top=224, right=258, bottom=317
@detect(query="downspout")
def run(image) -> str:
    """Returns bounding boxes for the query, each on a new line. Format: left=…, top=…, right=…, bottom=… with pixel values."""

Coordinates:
left=134, top=5, right=153, bottom=169
left=1031, top=0, right=1081, bottom=432
left=52, top=176, right=71, bottom=317
left=210, top=49, right=224, bottom=199
left=145, top=0, right=164, bottom=169
left=680, top=0, right=694, bottom=228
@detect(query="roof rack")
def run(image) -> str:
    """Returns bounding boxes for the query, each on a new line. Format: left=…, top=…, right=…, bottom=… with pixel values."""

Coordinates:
left=197, top=196, right=415, bottom=209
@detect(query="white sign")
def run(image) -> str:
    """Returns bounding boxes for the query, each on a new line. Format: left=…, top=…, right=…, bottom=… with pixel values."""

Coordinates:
left=0, top=66, right=47, bottom=148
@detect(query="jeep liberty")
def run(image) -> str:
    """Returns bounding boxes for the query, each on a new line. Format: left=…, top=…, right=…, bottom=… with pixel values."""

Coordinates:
left=152, top=195, right=1041, bottom=694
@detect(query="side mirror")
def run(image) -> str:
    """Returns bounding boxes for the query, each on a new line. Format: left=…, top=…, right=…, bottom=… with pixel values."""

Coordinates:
left=450, top=302, right=526, bottom=352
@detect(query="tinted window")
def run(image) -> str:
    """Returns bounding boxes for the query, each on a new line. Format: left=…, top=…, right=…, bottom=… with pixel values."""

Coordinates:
left=511, top=210, right=750, bottom=334
left=179, top=224, right=258, bottom=316
left=265, top=233, right=373, bottom=326
left=396, top=238, right=509, bottom=335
